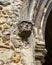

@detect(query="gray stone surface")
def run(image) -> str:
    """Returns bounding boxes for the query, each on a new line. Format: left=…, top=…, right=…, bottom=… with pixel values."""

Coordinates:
left=0, top=0, right=51, bottom=65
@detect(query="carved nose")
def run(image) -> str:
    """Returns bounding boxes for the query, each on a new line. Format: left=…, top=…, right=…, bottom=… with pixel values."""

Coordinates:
left=26, top=24, right=28, bottom=27
left=25, top=24, right=29, bottom=28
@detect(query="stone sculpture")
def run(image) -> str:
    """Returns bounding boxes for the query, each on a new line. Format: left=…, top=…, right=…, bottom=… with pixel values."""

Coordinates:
left=0, top=0, right=48, bottom=65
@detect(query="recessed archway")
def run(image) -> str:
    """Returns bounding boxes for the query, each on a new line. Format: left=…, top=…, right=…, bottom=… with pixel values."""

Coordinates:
left=43, top=10, right=52, bottom=65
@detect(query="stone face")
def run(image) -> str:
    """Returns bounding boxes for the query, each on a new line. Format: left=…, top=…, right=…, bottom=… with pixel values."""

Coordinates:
left=18, top=21, right=33, bottom=38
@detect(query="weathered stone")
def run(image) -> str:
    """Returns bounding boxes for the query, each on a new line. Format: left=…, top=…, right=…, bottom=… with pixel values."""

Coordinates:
left=0, top=0, right=10, bottom=6
left=0, top=0, right=50, bottom=65
left=2, top=30, right=10, bottom=35
left=0, top=5, right=3, bottom=10
left=12, top=54, right=21, bottom=63
left=18, top=21, right=33, bottom=38
left=0, top=60, right=4, bottom=65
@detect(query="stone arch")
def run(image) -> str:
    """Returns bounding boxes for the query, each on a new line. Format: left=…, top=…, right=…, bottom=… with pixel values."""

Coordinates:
left=42, top=1, right=52, bottom=39
left=41, top=1, right=52, bottom=65
left=31, top=0, right=52, bottom=65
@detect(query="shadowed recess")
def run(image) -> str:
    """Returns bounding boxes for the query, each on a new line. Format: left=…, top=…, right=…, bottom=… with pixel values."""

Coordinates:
left=43, top=10, right=52, bottom=65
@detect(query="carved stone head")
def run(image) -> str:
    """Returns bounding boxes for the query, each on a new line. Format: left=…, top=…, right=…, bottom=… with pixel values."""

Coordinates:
left=18, top=21, right=33, bottom=39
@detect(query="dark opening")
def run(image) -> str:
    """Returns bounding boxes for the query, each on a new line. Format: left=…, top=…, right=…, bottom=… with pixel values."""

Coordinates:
left=43, top=10, right=52, bottom=65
